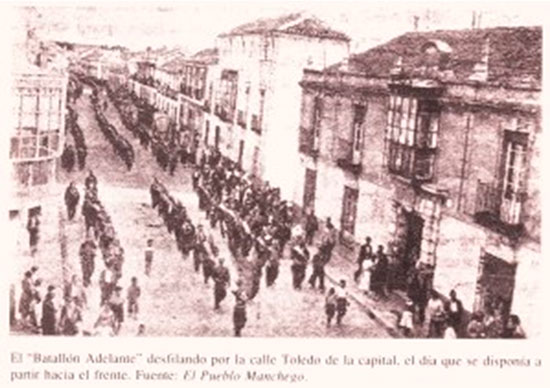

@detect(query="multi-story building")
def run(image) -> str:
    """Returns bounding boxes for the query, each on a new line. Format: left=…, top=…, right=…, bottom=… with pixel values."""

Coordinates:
left=209, top=12, right=350, bottom=199
left=179, top=48, right=219, bottom=153
left=297, top=26, right=541, bottom=336
left=9, top=36, right=68, bottom=257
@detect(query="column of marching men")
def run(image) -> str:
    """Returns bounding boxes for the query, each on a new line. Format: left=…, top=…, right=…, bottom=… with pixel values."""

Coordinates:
left=146, top=145, right=356, bottom=336
left=105, top=82, right=196, bottom=175
left=15, top=171, right=144, bottom=336
left=77, top=75, right=136, bottom=171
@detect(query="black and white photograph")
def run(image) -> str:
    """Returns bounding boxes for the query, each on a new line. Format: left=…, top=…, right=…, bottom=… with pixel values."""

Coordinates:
left=7, top=1, right=542, bottom=340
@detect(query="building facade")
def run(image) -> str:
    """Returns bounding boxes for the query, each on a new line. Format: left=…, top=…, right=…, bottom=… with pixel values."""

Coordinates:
left=208, top=13, right=350, bottom=200
left=297, top=26, right=541, bottom=337
left=9, top=44, right=69, bottom=258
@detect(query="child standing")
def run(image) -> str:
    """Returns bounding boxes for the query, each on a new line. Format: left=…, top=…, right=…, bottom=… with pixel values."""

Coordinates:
left=325, top=288, right=337, bottom=327
left=127, top=277, right=141, bottom=320
left=399, top=301, right=415, bottom=337
left=144, top=239, right=154, bottom=276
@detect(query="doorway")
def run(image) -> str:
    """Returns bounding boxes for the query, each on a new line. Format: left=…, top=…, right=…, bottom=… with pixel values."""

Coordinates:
left=476, top=253, right=517, bottom=316
left=394, top=208, right=424, bottom=289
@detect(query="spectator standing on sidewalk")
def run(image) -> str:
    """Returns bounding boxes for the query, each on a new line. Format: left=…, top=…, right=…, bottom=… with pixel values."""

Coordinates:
left=466, top=312, right=485, bottom=338
left=335, top=279, right=350, bottom=326
left=41, top=285, right=57, bottom=335
left=354, top=237, right=373, bottom=283
left=358, top=254, right=374, bottom=296
left=426, top=291, right=446, bottom=338
left=325, top=288, right=337, bottom=327
left=445, top=290, right=464, bottom=337
left=144, top=239, right=154, bottom=276
left=372, top=245, right=389, bottom=298
left=398, top=301, right=415, bottom=337
left=127, top=277, right=141, bottom=320
left=109, top=286, right=124, bottom=335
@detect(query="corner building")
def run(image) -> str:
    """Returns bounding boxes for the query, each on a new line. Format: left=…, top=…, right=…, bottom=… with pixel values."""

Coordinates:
left=297, top=26, right=541, bottom=337
left=210, top=13, right=349, bottom=201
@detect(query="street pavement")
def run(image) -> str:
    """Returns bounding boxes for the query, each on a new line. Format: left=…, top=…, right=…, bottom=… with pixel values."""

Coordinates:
left=13, top=87, right=390, bottom=338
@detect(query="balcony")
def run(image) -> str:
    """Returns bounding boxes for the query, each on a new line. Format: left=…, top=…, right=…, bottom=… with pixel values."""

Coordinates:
left=215, top=104, right=233, bottom=123
left=193, top=88, right=204, bottom=100
left=251, top=114, right=262, bottom=134
left=237, top=110, right=246, bottom=128
left=335, top=137, right=362, bottom=175
left=473, top=180, right=525, bottom=240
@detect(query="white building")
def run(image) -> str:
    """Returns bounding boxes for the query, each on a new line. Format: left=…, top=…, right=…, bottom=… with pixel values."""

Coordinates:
left=210, top=12, right=350, bottom=201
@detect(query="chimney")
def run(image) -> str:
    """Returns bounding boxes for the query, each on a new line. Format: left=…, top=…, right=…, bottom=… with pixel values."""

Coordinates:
left=471, top=11, right=476, bottom=29
left=468, top=37, right=490, bottom=82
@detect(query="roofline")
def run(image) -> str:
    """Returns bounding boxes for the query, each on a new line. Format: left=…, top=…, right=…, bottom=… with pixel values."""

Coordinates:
left=301, top=68, right=541, bottom=92
left=218, top=29, right=350, bottom=42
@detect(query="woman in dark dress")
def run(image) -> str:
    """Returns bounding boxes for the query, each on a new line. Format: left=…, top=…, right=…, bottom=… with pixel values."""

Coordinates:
left=41, top=286, right=57, bottom=335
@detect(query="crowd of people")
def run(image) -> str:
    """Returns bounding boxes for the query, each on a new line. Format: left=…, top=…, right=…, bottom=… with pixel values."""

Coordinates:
left=192, top=147, right=352, bottom=331
left=81, top=76, right=135, bottom=171
left=107, top=83, right=191, bottom=176
left=149, top=177, right=244, bottom=334
left=62, top=105, right=88, bottom=173
left=14, top=170, right=144, bottom=337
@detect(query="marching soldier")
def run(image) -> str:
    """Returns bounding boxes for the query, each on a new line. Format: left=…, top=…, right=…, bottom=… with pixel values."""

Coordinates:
left=308, top=248, right=327, bottom=291
left=193, top=224, right=207, bottom=273
left=85, top=170, right=98, bottom=193
left=79, top=238, right=96, bottom=287
left=212, top=258, right=231, bottom=310
left=232, top=280, right=247, bottom=337
left=64, top=182, right=80, bottom=221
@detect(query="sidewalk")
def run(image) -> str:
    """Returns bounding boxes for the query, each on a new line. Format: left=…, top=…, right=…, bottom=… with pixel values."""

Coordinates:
left=308, top=236, right=409, bottom=338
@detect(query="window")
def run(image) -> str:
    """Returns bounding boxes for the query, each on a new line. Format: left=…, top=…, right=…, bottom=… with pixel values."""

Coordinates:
left=312, top=96, right=322, bottom=137
left=386, top=94, right=439, bottom=181
left=500, top=130, right=528, bottom=225
left=10, top=137, right=20, bottom=159
left=502, top=131, right=527, bottom=201
left=32, top=160, right=49, bottom=186
left=352, top=104, right=367, bottom=159
left=341, top=186, right=358, bottom=235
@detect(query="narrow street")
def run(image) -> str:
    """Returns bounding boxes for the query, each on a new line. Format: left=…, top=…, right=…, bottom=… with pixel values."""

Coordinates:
left=52, top=86, right=390, bottom=337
